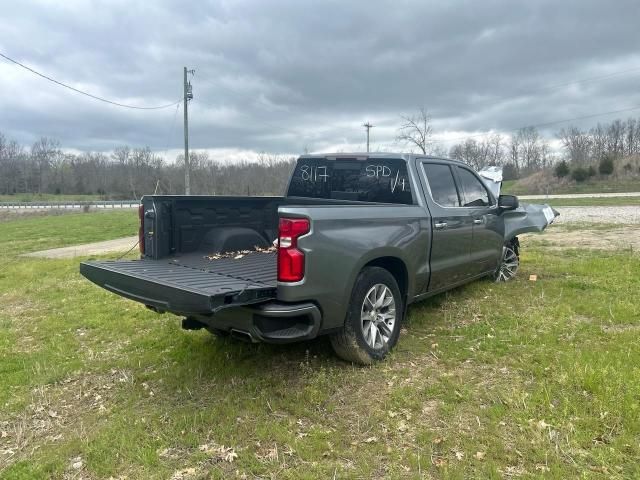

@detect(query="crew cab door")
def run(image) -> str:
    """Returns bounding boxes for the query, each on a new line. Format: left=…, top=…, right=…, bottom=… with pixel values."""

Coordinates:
left=453, top=166, right=503, bottom=276
left=418, top=161, right=473, bottom=292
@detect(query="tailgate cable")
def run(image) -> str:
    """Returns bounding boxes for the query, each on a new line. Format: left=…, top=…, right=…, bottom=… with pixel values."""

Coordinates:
left=115, top=240, right=140, bottom=261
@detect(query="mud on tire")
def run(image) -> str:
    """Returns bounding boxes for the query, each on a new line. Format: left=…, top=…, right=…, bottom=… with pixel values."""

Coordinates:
left=330, top=266, right=403, bottom=365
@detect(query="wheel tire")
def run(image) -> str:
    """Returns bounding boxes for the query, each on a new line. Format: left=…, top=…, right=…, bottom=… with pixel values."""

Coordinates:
left=330, top=267, right=403, bottom=365
left=494, top=240, right=520, bottom=282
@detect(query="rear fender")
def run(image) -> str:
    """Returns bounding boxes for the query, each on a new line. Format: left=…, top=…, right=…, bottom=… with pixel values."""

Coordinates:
left=347, top=247, right=414, bottom=300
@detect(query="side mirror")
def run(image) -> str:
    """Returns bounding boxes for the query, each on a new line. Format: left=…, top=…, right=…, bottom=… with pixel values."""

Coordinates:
left=498, top=194, right=519, bottom=211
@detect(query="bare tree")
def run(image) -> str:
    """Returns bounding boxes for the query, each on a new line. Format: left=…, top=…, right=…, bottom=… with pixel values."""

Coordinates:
left=0, top=133, right=26, bottom=194
left=512, top=127, right=547, bottom=173
left=31, top=137, right=60, bottom=194
left=486, top=133, right=505, bottom=165
left=558, top=126, right=591, bottom=165
left=509, top=133, right=521, bottom=173
left=449, top=134, right=505, bottom=170
left=396, top=107, right=433, bottom=154
left=607, top=119, right=625, bottom=156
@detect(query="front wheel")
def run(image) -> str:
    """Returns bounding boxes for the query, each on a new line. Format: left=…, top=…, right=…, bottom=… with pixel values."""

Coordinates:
left=330, top=267, right=403, bottom=365
left=494, top=240, right=520, bottom=282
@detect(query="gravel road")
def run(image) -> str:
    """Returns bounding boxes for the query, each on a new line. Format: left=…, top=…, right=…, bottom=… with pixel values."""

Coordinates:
left=553, top=205, right=640, bottom=224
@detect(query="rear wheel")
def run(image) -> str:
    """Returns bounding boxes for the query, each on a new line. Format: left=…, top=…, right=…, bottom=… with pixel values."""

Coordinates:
left=330, top=267, right=403, bottom=365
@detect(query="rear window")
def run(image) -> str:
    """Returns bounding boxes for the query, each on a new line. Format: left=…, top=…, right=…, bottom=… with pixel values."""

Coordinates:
left=287, top=158, right=413, bottom=204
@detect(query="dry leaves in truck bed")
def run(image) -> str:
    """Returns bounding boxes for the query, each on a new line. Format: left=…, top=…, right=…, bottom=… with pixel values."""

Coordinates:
left=205, top=245, right=277, bottom=261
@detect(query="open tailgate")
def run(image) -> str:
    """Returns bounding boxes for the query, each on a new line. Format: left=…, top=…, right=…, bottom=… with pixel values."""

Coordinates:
left=80, top=252, right=277, bottom=315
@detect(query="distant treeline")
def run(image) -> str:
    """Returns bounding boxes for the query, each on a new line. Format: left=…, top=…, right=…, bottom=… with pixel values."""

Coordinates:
left=0, top=136, right=296, bottom=198
left=1, top=116, right=639, bottom=198
left=447, top=117, right=640, bottom=180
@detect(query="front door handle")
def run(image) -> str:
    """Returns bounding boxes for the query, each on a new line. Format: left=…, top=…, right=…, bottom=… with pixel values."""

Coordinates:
left=434, top=222, right=448, bottom=229
left=473, top=218, right=483, bottom=224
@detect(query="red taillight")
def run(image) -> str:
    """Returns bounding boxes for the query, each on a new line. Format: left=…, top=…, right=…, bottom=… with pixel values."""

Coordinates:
left=138, top=204, right=145, bottom=255
left=277, top=217, right=310, bottom=282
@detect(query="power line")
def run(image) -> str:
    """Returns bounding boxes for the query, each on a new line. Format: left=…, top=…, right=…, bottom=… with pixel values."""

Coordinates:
left=161, top=101, right=182, bottom=158
left=472, top=66, right=640, bottom=111
left=177, top=66, right=640, bottom=151
left=434, top=104, right=640, bottom=145
left=194, top=66, right=640, bottom=143
left=520, top=66, right=640, bottom=94
left=0, top=52, right=181, bottom=110
left=188, top=74, right=311, bottom=138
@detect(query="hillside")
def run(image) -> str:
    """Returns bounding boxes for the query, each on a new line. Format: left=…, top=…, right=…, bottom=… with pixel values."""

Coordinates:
left=502, top=156, right=640, bottom=195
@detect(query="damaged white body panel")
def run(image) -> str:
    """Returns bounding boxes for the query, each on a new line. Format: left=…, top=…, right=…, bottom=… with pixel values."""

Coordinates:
left=479, top=165, right=559, bottom=240
left=503, top=203, right=559, bottom=239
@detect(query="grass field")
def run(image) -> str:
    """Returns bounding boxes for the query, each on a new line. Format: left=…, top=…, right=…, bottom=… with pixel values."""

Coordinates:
left=1, top=212, right=639, bottom=478
left=538, top=196, right=640, bottom=207
left=0, top=210, right=138, bottom=256
left=502, top=178, right=640, bottom=196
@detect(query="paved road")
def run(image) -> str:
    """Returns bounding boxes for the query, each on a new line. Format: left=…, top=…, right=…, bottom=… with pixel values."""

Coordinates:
left=23, top=236, right=139, bottom=259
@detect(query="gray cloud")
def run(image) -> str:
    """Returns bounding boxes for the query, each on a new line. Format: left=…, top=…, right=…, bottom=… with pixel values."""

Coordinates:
left=1, top=0, right=639, bottom=158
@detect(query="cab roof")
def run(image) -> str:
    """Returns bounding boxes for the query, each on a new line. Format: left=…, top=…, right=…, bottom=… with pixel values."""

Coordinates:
left=298, top=152, right=464, bottom=164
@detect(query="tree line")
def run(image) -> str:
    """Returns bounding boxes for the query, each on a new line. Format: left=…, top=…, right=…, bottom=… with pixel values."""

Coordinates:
left=397, top=109, right=640, bottom=180
left=0, top=134, right=296, bottom=198
left=1, top=115, right=639, bottom=198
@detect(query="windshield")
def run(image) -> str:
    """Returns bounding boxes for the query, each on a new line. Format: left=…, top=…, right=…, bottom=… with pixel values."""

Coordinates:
left=287, top=158, right=413, bottom=204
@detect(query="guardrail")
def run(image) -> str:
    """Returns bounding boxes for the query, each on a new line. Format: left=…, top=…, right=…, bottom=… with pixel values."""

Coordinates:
left=0, top=200, right=140, bottom=210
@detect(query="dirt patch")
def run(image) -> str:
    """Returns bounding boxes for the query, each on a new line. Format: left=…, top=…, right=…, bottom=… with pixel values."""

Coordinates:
left=523, top=224, right=640, bottom=251
left=601, top=324, right=640, bottom=334
left=22, top=236, right=138, bottom=259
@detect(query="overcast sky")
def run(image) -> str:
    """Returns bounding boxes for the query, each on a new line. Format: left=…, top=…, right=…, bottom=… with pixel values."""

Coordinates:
left=1, top=0, right=639, bottom=161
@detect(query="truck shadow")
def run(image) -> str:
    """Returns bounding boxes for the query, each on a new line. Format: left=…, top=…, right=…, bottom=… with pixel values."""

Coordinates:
left=165, top=278, right=488, bottom=387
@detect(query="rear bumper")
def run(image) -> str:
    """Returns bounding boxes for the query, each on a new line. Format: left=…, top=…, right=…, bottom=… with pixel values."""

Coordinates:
left=80, top=259, right=323, bottom=344
left=192, top=301, right=323, bottom=344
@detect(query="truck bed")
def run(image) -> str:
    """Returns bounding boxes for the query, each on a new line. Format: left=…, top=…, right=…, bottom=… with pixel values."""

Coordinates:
left=80, top=194, right=399, bottom=319
left=80, top=251, right=277, bottom=314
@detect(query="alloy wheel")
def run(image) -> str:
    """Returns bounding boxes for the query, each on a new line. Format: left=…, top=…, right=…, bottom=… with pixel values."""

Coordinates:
left=360, top=284, right=397, bottom=349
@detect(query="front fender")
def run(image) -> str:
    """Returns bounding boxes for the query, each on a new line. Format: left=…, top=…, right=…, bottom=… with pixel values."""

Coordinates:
left=503, top=203, right=559, bottom=240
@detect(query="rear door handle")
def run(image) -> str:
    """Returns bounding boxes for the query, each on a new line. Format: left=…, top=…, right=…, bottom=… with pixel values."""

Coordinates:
left=434, top=222, right=448, bottom=229
left=473, top=218, right=483, bottom=224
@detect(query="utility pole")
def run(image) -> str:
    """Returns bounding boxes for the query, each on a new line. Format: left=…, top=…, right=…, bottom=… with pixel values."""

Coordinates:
left=183, top=67, right=194, bottom=194
left=363, top=122, right=374, bottom=152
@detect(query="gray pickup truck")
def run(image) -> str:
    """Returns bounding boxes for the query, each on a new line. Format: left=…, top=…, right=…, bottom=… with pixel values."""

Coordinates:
left=81, top=153, right=557, bottom=364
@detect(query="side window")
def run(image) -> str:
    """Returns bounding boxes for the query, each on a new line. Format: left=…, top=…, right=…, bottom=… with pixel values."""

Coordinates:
left=422, top=163, right=460, bottom=207
left=456, top=167, right=491, bottom=207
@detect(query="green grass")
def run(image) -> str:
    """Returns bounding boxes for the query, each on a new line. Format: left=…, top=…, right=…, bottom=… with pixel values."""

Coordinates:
left=0, top=210, right=138, bottom=256
left=500, top=180, right=518, bottom=194
left=538, top=196, right=640, bottom=207
left=1, top=215, right=639, bottom=478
